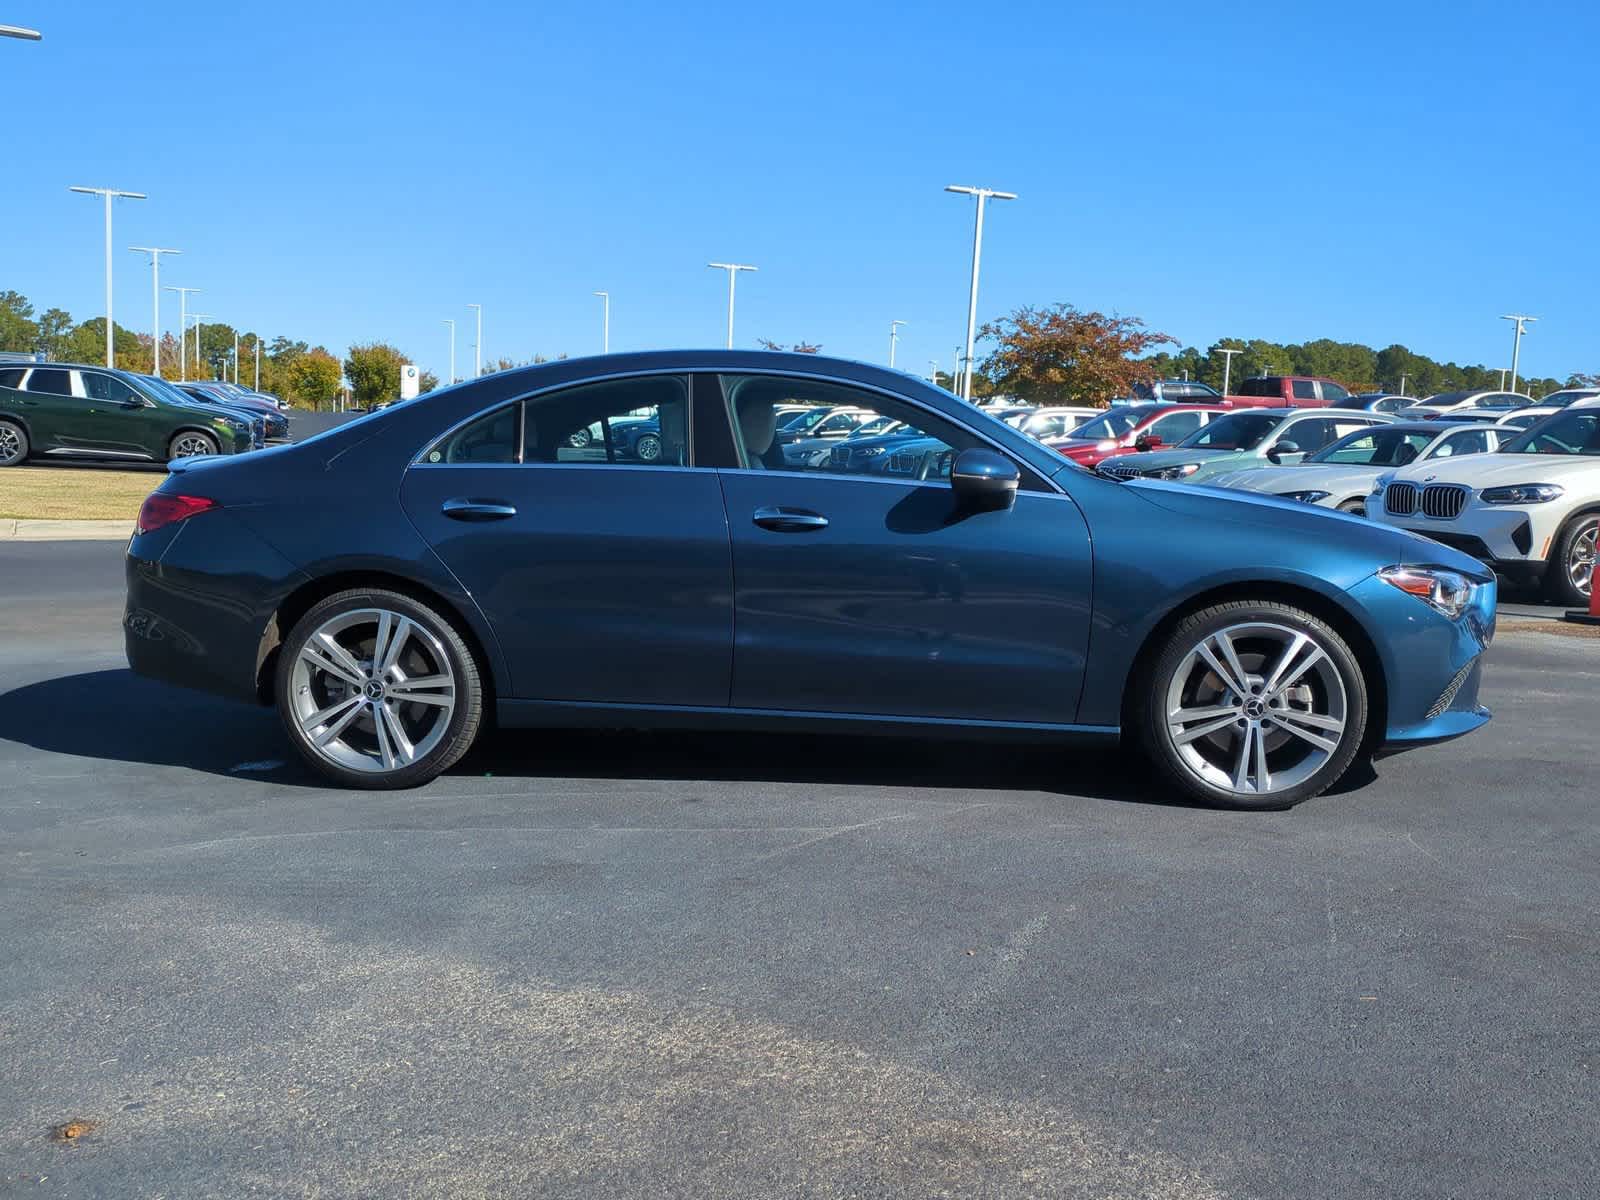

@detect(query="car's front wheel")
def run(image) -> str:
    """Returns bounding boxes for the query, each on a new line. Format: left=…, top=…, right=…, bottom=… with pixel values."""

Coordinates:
left=1140, top=602, right=1369, bottom=810
left=1547, top=512, right=1598, bottom=608
left=0, top=420, right=28, bottom=467
left=169, top=430, right=219, bottom=460
left=276, top=588, right=484, bottom=789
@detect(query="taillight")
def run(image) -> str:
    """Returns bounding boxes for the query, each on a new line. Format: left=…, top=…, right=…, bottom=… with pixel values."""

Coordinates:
left=136, top=493, right=219, bottom=536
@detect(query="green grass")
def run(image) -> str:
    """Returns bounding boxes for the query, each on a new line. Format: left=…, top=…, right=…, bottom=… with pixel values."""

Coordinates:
left=0, top=466, right=160, bottom=521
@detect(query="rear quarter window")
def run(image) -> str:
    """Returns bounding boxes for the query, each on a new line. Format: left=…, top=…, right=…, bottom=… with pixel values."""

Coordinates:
left=0, top=368, right=24, bottom=390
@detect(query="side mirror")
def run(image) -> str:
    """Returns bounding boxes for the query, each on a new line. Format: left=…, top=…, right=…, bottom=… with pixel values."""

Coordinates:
left=950, top=448, right=1019, bottom=509
left=1266, top=439, right=1303, bottom=464
left=1134, top=433, right=1162, bottom=451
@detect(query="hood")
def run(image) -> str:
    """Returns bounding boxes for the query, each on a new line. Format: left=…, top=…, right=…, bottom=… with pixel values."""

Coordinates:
left=172, top=398, right=255, bottom=425
left=1099, top=446, right=1232, bottom=473
left=1115, top=477, right=1490, bottom=577
left=1210, top=463, right=1384, bottom=494
left=1388, top=451, right=1600, bottom=488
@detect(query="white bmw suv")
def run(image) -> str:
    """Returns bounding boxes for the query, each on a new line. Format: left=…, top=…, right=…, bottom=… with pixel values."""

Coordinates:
left=1370, top=403, right=1600, bottom=605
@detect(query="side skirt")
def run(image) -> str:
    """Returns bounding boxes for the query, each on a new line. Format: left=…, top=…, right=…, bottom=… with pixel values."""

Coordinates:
left=497, top=698, right=1121, bottom=745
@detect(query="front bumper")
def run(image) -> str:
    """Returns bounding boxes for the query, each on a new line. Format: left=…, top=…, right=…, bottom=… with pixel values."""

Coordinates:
left=1345, top=570, right=1496, bottom=747
left=1374, top=504, right=1541, bottom=569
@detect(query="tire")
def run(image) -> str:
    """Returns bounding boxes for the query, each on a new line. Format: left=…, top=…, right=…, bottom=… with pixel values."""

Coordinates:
left=1545, top=512, right=1599, bottom=608
left=1337, top=498, right=1366, bottom=517
left=168, top=430, right=219, bottom=460
left=567, top=427, right=592, bottom=449
left=635, top=433, right=662, bottom=463
left=276, top=588, right=484, bottom=789
left=0, top=420, right=27, bottom=467
left=1137, top=601, right=1369, bottom=810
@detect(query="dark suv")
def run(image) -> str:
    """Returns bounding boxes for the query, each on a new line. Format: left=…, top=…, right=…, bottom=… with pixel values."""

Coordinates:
left=1127, top=379, right=1224, bottom=403
left=0, top=363, right=262, bottom=467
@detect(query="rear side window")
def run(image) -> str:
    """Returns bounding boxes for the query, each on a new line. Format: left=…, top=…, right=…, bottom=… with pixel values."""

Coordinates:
left=1236, top=378, right=1280, bottom=398
left=0, top=368, right=23, bottom=389
left=1284, top=418, right=1337, bottom=450
left=25, top=368, right=71, bottom=396
left=1292, top=380, right=1318, bottom=400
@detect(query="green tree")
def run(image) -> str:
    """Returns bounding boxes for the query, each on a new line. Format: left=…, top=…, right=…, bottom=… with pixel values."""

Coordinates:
left=344, top=341, right=408, bottom=408
left=284, top=348, right=342, bottom=410
left=0, top=290, right=39, bottom=352
left=418, top=369, right=440, bottom=393
left=977, top=304, right=1177, bottom=404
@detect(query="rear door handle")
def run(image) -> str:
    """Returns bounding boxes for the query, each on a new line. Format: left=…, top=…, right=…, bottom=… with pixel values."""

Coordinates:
left=752, top=505, right=828, bottom=533
left=441, top=497, right=517, bottom=521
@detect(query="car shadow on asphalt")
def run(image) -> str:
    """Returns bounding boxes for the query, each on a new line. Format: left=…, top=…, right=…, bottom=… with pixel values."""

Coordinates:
left=0, top=668, right=1207, bottom=808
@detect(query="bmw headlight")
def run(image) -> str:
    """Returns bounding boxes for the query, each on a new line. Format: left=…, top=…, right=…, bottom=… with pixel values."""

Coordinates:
left=1480, top=483, right=1564, bottom=504
left=1281, top=490, right=1331, bottom=504
left=1153, top=463, right=1201, bottom=480
left=1371, top=473, right=1392, bottom=496
left=857, top=446, right=886, bottom=458
left=1378, top=565, right=1474, bottom=620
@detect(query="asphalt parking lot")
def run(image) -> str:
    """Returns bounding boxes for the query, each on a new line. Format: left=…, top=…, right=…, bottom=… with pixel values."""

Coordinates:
left=2, top=540, right=1596, bottom=1198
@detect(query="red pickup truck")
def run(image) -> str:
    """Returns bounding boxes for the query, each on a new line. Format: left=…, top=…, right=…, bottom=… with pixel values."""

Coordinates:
left=1224, top=375, right=1353, bottom=408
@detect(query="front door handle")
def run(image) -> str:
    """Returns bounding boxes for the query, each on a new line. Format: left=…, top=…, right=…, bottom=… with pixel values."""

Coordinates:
left=442, top=497, right=517, bottom=521
left=752, top=505, right=828, bottom=533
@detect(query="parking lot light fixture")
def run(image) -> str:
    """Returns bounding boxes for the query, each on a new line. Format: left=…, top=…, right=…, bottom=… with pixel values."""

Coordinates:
left=707, top=264, right=757, bottom=349
left=188, top=314, right=214, bottom=377
left=254, top=335, right=261, bottom=392
left=1216, top=347, right=1243, bottom=396
left=69, top=186, right=147, bottom=367
left=443, top=319, right=456, bottom=384
left=929, top=358, right=939, bottom=384
left=129, top=247, right=180, bottom=376
left=593, top=291, right=610, bottom=354
left=467, top=304, right=482, bottom=378
left=945, top=185, right=1016, bottom=402
left=889, top=320, right=906, bottom=368
left=163, top=286, right=200, bottom=381
left=0, top=24, right=42, bottom=40
left=1501, top=314, right=1537, bottom=394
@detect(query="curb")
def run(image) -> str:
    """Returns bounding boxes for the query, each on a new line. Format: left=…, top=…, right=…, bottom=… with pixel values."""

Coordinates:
left=0, top=519, right=135, bottom=542
left=1563, top=610, right=1600, bottom=627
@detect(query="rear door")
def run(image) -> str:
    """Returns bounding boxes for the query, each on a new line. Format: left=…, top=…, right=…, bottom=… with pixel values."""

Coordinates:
left=14, top=367, right=77, bottom=451
left=399, top=372, right=735, bottom=706
left=710, top=373, right=1093, bottom=725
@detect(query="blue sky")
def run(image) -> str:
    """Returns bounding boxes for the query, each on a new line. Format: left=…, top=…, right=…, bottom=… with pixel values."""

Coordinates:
left=3, top=0, right=1596, bottom=383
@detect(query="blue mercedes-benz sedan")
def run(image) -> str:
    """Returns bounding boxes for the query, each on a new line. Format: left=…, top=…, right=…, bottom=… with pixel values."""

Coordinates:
left=123, top=351, right=1495, bottom=809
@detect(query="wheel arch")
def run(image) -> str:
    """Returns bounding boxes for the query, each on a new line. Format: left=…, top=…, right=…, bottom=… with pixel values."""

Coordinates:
left=1120, top=579, right=1389, bottom=754
left=254, top=569, right=499, bottom=719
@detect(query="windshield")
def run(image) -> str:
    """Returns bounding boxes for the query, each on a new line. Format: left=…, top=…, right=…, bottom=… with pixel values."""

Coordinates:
left=1503, top=410, right=1600, bottom=457
left=1177, top=411, right=1283, bottom=451
left=1309, top=427, right=1433, bottom=466
left=1069, top=409, right=1147, bottom=440
left=139, top=374, right=220, bottom=408
left=852, top=416, right=900, bottom=437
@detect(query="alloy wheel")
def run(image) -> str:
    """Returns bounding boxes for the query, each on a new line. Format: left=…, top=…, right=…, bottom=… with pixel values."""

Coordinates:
left=635, top=434, right=662, bottom=462
left=0, top=424, right=23, bottom=465
left=1567, top=519, right=1597, bottom=597
left=289, top=608, right=457, bottom=774
left=1164, top=622, right=1348, bottom=797
left=171, top=433, right=217, bottom=458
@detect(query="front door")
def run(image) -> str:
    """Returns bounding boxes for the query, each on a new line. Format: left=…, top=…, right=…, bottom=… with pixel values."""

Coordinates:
left=712, top=373, right=1093, bottom=725
left=399, top=374, right=734, bottom=706
left=76, top=370, right=161, bottom=457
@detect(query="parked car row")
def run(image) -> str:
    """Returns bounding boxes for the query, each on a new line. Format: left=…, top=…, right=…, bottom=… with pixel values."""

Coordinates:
left=0, top=362, right=283, bottom=466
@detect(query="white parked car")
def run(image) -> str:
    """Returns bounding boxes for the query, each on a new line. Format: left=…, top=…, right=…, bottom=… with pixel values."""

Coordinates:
left=1207, top=420, right=1512, bottom=516
left=1495, top=406, right=1559, bottom=431
left=1399, top=389, right=1533, bottom=420
left=1007, top=405, right=1100, bottom=441
left=1537, top=387, right=1600, bottom=409
left=1370, top=403, right=1600, bottom=605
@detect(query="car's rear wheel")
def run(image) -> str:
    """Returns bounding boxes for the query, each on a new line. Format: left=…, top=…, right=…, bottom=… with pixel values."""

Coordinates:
left=635, top=433, right=662, bottom=462
left=1546, top=512, right=1598, bottom=608
left=276, top=589, right=484, bottom=789
left=0, top=420, right=27, bottom=467
left=1140, top=601, right=1369, bottom=810
left=169, top=430, right=219, bottom=460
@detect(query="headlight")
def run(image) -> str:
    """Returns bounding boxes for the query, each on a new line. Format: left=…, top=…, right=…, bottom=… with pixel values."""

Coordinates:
left=857, top=446, right=886, bottom=458
left=1371, top=474, right=1392, bottom=496
left=1153, top=463, right=1201, bottom=480
left=1378, top=565, right=1474, bottom=620
left=1281, top=490, right=1331, bottom=504
left=1480, top=483, right=1564, bottom=504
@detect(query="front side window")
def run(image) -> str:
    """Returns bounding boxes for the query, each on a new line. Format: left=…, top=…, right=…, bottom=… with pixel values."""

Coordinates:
left=1505, top=411, right=1600, bottom=457
left=25, top=368, right=72, bottom=396
left=1178, top=411, right=1283, bottom=451
left=1070, top=409, right=1148, bottom=441
left=1149, top=410, right=1206, bottom=443
left=82, top=372, right=139, bottom=403
left=1319, top=380, right=1350, bottom=402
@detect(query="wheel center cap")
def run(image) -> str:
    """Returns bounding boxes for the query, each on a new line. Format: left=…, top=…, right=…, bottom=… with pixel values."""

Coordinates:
left=364, top=679, right=386, bottom=700
left=1244, top=698, right=1266, bottom=719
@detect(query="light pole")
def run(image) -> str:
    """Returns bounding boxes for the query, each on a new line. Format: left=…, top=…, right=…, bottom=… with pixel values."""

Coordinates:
left=1501, top=314, right=1537, bottom=393
left=163, top=286, right=200, bottom=382
left=253, top=335, right=261, bottom=392
left=189, top=314, right=214, bottom=378
left=945, top=184, right=1016, bottom=401
left=129, top=246, right=180, bottom=377
left=443, top=319, right=456, bottom=384
left=593, top=291, right=610, bottom=354
left=467, top=303, right=482, bottom=377
left=0, top=24, right=42, bottom=39
left=889, top=319, right=906, bottom=368
left=954, top=344, right=964, bottom=397
left=707, top=263, right=757, bottom=349
left=69, top=186, right=146, bottom=367
left=929, top=359, right=939, bottom=384
left=1216, top=347, right=1243, bottom=396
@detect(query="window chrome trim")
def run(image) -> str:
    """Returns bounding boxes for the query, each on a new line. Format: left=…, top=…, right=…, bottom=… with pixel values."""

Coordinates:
left=407, top=365, right=1066, bottom=495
